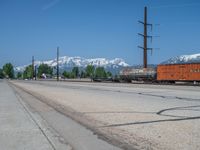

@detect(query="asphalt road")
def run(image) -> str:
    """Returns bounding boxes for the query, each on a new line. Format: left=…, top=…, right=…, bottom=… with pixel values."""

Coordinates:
left=0, top=80, right=71, bottom=150
left=9, top=80, right=200, bottom=150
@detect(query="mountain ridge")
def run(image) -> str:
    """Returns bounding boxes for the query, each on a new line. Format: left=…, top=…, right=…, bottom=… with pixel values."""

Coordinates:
left=161, top=53, right=200, bottom=64
left=15, top=56, right=130, bottom=74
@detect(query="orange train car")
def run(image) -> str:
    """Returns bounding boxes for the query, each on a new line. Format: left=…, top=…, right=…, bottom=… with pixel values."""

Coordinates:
left=157, top=63, right=200, bottom=82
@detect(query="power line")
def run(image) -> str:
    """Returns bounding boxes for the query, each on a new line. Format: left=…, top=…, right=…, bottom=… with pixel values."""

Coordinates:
left=150, top=2, right=200, bottom=9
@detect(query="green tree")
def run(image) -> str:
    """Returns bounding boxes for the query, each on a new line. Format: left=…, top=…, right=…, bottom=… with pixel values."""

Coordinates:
left=85, top=65, right=95, bottom=78
left=3, top=63, right=14, bottom=78
left=17, top=72, right=22, bottom=79
left=62, top=71, right=70, bottom=78
left=94, top=67, right=107, bottom=78
left=72, top=67, right=79, bottom=78
left=106, top=71, right=112, bottom=78
left=0, top=69, right=4, bottom=79
left=69, top=72, right=75, bottom=78
left=37, top=64, right=53, bottom=78
left=80, top=70, right=86, bottom=78
left=23, top=65, right=33, bottom=79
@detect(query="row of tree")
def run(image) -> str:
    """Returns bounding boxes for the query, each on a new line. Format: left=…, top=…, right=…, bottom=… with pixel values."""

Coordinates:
left=0, top=63, right=53, bottom=79
left=0, top=63, right=112, bottom=79
left=62, top=65, right=112, bottom=79
left=20, top=64, right=53, bottom=79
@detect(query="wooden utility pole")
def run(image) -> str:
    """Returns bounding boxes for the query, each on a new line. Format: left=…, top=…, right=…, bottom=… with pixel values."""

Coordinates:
left=32, top=56, right=34, bottom=79
left=144, top=6, right=147, bottom=68
left=138, top=6, right=153, bottom=68
left=35, top=65, right=37, bottom=80
left=57, top=47, right=59, bottom=81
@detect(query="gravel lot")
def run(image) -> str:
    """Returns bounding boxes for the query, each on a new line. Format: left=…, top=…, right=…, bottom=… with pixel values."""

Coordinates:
left=11, top=80, right=200, bottom=150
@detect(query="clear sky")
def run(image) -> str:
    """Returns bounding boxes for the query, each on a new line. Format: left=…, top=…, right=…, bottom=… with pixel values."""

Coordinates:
left=1, top=0, right=200, bottom=67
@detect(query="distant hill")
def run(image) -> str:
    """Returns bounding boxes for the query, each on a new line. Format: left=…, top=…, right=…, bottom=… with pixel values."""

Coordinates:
left=161, top=53, right=200, bottom=64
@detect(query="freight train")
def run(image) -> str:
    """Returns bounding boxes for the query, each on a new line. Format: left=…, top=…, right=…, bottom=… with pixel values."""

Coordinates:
left=120, top=63, right=200, bottom=84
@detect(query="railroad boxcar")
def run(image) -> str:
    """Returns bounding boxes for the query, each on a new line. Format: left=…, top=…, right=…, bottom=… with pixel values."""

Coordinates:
left=157, top=63, right=200, bottom=82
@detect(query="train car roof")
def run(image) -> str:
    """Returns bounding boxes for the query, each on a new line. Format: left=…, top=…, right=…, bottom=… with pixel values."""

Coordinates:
left=158, top=63, right=200, bottom=66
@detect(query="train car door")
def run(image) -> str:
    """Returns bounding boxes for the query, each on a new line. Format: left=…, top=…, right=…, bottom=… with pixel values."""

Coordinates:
left=179, top=65, right=187, bottom=80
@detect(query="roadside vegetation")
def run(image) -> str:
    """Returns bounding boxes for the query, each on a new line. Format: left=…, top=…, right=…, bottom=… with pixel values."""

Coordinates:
left=23, top=65, right=34, bottom=79
left=0, top=63, right=14, bottom=79
left=0, top=69, right=5, bottom=79
left=37, top=64, right=53, bottom=78
left=0, top=63, right=113, bottom=80
left=62, top=65, right=112, bottom=79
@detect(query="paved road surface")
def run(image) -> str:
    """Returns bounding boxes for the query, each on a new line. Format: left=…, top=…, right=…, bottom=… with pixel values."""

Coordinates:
left=1, top=80, right=121, bottom=150
left=9, top=80, right=200, bottom=150
left=0, top=80, right=71, bottom=150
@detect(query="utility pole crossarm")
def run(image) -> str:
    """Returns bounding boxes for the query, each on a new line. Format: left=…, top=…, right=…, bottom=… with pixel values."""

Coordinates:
left=138, top=21, right=152, bottom=26
left=138, top=46, right=153, bottom=51
left=138, top=21, right=145, bottom=25
left=138, top=46, right=144, bottom=49
left=138, top=33, right=152, bottom=38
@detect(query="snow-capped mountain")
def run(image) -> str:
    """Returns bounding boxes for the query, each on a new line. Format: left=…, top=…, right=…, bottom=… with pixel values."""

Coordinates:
left=161, top=53, right=200, bottom=64
left=15, top=56, right=129, bottom=73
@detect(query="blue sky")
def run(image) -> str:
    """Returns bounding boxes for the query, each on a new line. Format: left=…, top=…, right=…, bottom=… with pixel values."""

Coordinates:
left=1, top=0, right=200, bottom=67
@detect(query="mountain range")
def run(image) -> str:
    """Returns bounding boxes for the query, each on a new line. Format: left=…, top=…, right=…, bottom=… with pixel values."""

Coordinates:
left=15, top=56, right=130, bottom=74
left=161, top=53, right=200, bottom=64
left=15, top=53, right=200, bottom=74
